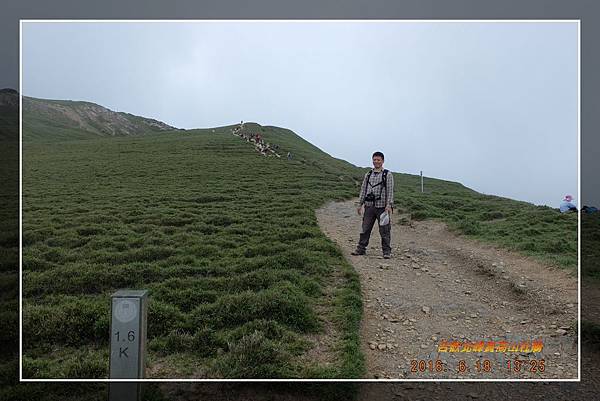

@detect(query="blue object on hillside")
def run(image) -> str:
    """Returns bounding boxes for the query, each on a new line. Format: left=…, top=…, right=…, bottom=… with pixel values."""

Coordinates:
left=559, top=201, right=577, bottom=213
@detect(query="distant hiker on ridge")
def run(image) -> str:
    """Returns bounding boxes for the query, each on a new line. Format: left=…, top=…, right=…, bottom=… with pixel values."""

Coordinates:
left=559, top=194, right=578, bottom=213
left=351, top=151, right=394, bottom=259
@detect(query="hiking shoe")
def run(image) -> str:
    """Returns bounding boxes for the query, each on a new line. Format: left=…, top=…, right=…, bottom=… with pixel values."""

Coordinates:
left=383, top=254, right=391, bottom=259
left=351, top=250, right=365, bottom=256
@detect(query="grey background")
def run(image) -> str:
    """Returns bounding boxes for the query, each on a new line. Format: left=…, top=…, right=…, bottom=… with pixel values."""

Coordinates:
left=2, top=0, right=598, bottom=391
left=21, top=21, right=578, bottom=207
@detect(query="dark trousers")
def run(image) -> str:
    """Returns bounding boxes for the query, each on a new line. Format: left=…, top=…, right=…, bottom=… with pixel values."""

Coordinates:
left=357, top=206, right=391, bottom=254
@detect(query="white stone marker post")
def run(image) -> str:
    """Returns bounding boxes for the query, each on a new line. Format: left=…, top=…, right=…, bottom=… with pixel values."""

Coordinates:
left=108, top=290, right=148, bottom=401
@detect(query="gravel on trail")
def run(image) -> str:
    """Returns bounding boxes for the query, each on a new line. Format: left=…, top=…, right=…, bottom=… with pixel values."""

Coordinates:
left=316, top=199, right=579, bottom=380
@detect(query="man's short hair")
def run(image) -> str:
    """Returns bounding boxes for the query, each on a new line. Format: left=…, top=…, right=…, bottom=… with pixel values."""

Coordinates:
left=372, top=151, right=385, bottom=160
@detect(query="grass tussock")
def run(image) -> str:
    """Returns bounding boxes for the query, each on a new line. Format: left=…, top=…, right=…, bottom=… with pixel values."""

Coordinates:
left=21, top=126, right=364, bottom=379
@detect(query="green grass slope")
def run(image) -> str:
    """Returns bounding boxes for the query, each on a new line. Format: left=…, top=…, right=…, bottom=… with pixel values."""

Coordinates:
left=22, top=96, right=180, bottom=141
left=14, top=116, right=579, bottom=386
left=21, top=125, right=365, bottom=379
left=394, top=175, right=578, bottom=271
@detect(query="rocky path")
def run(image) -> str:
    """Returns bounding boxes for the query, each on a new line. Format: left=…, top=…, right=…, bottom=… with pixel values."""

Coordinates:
left=316, top=199, right=579, bottom=379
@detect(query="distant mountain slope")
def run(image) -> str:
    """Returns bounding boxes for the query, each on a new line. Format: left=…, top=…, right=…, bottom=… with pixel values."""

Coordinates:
left=19, top=93, right=181, bottom=140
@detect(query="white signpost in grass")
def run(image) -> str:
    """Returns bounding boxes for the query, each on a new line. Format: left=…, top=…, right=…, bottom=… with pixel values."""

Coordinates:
left=108, top=290, right=148, bottom=401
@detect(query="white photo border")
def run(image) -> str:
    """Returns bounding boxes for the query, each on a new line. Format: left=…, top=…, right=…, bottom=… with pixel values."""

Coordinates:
left=19, top=18, right=581, bottom=383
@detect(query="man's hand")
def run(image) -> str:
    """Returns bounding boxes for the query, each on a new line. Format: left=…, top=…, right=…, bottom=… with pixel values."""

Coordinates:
left=385, top=205, right=393, bottom=215
left=357, top=205, right=363, bottom=215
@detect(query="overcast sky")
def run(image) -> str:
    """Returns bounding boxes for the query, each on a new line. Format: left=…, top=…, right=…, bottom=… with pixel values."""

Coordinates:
left=22, top=21, right=578, bottom=207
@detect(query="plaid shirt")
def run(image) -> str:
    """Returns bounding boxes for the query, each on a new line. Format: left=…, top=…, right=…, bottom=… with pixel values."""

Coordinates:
left=358, top=169, right=394, bottom=208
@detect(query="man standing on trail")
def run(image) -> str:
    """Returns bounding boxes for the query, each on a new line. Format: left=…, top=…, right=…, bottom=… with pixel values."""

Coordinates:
left=351, top=151, right=394, bottom=259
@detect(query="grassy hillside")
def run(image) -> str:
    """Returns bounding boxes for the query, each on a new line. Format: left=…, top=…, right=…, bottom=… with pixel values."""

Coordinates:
left=21, top=125, right=365, bottom=379
left=393, top=175, right=578, bottom=271
left=15, top=115, right=579, bottom=386
left=22, top=96, right=179, bottom=141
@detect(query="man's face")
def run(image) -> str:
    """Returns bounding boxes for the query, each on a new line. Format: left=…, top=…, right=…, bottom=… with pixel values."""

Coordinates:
left=372, top=156, right=384, bottom=170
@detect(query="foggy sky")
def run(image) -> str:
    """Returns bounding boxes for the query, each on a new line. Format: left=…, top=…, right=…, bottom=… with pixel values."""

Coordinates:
left=22, top=21, right=579, bottom=207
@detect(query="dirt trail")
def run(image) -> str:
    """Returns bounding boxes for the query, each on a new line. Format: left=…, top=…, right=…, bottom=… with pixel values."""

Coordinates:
left=316, top=199, right=579, bottom=379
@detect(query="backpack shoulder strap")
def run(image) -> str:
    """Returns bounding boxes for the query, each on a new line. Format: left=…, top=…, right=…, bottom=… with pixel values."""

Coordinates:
left=382, top=169, right=389, bottom=206
left=363, top=170, right=373, bottom=199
